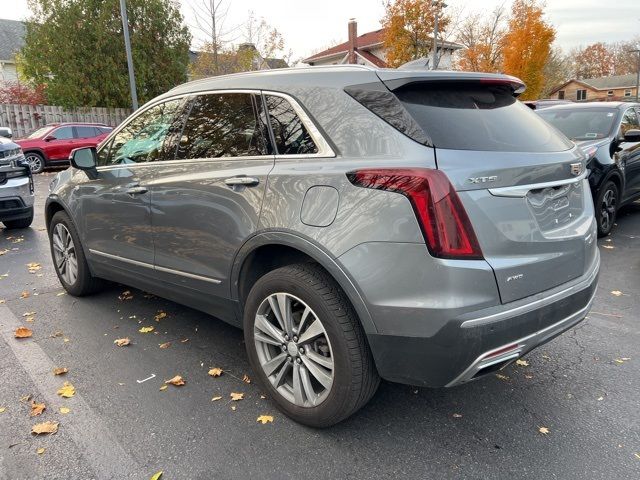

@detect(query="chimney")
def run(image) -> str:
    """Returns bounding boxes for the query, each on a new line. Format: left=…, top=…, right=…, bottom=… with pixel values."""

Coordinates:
left=348, top=18, right=357, bottom=64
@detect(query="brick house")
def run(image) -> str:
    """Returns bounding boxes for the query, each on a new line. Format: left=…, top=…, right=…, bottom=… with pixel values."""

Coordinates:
left=303, top=19, right=462, bottom=69
left=548, top=73, right=639, bottom=102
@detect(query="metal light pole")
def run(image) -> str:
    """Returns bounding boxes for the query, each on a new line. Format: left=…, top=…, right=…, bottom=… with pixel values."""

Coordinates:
left=432, top=1, right=447, bottom=70
left=631, top=49, right=640, bottom=102
left=119, top=0, right=139, bottom=110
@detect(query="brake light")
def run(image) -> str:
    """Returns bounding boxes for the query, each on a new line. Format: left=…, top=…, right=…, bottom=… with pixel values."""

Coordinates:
left=347, top=168, right=483, bottom=260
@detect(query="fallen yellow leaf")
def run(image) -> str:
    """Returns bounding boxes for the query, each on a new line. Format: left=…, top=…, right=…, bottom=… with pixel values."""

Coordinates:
left=15, top=327, right=33, bottom=338
left=159, top=385, right=168, bottom=391
left=159, top=342, right=171, bottom=349
left=30, top=401, right=46, bottom=417
left=515, top=359, right=529, bottom=367
left=22, top=311, right=36, bottom=317
left=538, top=426, right=550, bottom=435
left=634, top=453, right=640, bottom=460
left=495, top=373, right=509, bottom=381
left=139, top=326, right=154, bottom=333
left=611, top=290, right=623, bottom=296
left=154, top=311, right=167, bottom=322
left=0, top=407, right=5, bottom=413
left=53, top=367, right=68, bottom=376
left=242, top=374, right=251, bottom=384
left=114, top=338, right=131, bottom=347
left=36, top=447, right=45, bottom=455
left=32, top=421, right=58, bottom=435
left=57, top=382, right=75, bottom=398
left=230, top=392, right=244, bottom=401
left=150, top=471, right=163, bottom=480
left=20, top=291, right=30, bottom=299
left=256, top=415, right=274, bottom=424
left=118, top=290, right=133, bottom=301
left=165, top=375, right=185, bottom=386
left=211, top=396, right=222, bottom=401
left=208, top=368, right=223, bottom=377
left=59, top=407, right=70, bottom=414
left=231, top=405, right=237, bottom=411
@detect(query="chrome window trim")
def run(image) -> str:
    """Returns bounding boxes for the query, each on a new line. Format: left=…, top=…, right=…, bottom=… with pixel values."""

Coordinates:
left=95, top=88, right=335, bottom=171
left=488, top=171, right=588, bottom=198
left=89, top=249, right=222, bottom=284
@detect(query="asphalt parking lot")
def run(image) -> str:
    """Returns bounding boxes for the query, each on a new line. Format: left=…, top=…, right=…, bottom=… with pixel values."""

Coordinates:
left=1, top=172, right=639, bottom=480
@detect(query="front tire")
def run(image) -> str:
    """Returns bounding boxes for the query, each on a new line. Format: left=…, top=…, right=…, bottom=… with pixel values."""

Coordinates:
left=244, top=263, right=379, bottom=427
left=596, top=180, right=618, bottom=237
left=49, top=211, right=103, bottom=296
left=3, top=208, right=33, bottom=229
left=24, top=152, right=45, bottom=174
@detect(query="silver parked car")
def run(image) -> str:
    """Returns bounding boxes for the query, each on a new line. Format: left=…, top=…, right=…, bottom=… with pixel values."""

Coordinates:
left=0, top=137, right=34, bottom=229
left=46, top=66, right=599, bottom=426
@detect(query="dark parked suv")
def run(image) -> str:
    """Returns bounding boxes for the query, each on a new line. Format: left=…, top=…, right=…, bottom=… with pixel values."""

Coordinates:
left=537, top=102, right=640, bottom=236
left=46, top=66, right=599, bottom=426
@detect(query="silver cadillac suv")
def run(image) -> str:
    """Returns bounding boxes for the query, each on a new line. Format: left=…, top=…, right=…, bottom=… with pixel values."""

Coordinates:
left=46, top=66, right=599, bottom=427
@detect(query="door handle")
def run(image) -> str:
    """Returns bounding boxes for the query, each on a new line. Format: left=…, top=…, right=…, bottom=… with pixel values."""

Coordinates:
left=224, top=176, right=260, bottom=187
left=124, top=185, right=148, bottom=195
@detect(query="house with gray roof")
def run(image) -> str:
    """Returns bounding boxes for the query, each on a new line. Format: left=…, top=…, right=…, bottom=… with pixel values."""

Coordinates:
left=0, top=18, right=26, bottom=84
left=549, top=73, right=639, bottom=102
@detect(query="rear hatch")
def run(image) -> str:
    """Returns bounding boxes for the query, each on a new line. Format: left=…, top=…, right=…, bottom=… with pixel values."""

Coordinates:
left=377, top=71, right=597, bottom=304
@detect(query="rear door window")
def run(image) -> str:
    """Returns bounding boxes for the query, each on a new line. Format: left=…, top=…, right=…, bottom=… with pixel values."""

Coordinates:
left=264, top=95, right=318, bottom=155
left=393, top=83, right=573, bottom=152
left=177, top=93, right=268, bottom=159
left=75, top=126, right=97, bottom=138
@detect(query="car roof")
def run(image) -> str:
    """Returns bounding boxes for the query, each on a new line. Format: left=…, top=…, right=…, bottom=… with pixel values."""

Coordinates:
left=540, top=102, right=639, bottom=112
left=164, top=65, right=525, bottom=99
left=44, top=122, right=108, bottom=127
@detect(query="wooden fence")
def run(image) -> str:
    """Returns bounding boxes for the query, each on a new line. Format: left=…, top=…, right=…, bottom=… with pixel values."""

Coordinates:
left=0, top=104, right=132, bottom=138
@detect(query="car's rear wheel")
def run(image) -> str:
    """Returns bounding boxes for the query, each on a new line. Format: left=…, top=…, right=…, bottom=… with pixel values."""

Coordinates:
left=3, top=207, right=34, bottom=229
left=24, top=152, right=45, bottom=174
left=244, top=263, right=379, bottom=427
left=49, top=211, right=103, bottom=296
left=596, top=180, right=618, bottom=237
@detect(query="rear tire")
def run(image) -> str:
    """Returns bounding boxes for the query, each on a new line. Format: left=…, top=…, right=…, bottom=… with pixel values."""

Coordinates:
left=24, top=152, right=45, bottom=174
left=3, top=208, right=33, bottom=229
left=596, top=180, right=618, bottom=237
left=244, top=263, right=379, bottom=427
left=49, top=210, right=103, bottom=296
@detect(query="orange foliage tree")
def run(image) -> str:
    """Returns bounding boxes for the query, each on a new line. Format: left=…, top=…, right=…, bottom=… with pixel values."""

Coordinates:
left=571, top=43, right=615, bottom=79
left=501, top=0, right=555, bottom=100
left=382, top=0, right=449, bottom=68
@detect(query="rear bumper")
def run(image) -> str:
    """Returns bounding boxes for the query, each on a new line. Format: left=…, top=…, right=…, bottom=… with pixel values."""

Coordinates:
left=366, top=250, right=599, bottom=387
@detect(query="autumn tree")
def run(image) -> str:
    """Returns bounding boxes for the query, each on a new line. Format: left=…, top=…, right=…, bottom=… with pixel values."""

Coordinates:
left=610, top=37, right=640, bottom=75
left=571, top=43, right=614, bottom=79
left=21, top=0, right=191, bottom=108
left=541, top=47, right=572, bottom=97
left=382, top=0, right=450, bottom=68
left=456, top=6, right=506, bottom=72
left=0, top=81, right=47, bottom=105
left=501, top=0, right=555, bottom=100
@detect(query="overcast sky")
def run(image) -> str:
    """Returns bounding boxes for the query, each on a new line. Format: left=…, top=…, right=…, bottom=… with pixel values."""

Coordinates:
left=5, top=0, right=640, bottom=60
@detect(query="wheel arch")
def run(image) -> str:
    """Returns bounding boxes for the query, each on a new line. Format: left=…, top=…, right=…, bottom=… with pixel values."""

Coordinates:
left=45, top=198, right=68, bottom=232
left=230, top=232, right=377, bottom=335
left=22, top=148, right=48, bottom=161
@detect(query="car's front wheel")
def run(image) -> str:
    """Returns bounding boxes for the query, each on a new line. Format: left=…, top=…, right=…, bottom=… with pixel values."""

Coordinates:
left=244, top=263, right=379, bottom=427
left=49, top=211, right=103, bottom=296
left=24, top=152, right=45, bottom=174
left=596, top=180, right=618, bottom=237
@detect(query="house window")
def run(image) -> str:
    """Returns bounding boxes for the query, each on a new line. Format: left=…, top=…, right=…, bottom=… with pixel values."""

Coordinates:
left=624, top=89, right=632, bottom=97
left=576, top=89, right=587, bottom=101
left=607, top=90, right=614, bottom=97
left=558, top=90, right=565, bottom=99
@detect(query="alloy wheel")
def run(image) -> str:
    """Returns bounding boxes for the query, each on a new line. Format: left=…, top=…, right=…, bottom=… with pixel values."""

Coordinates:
left=600, top=187, right=617, bottom=232
left=254, top=293, right=334, bottom=407
left=25, top=154, right=43, bottom=173
left=52, top=223, right=78, bottom=285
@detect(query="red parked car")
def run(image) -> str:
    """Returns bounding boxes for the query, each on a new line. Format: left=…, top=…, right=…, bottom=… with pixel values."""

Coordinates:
left=16, top=123, right=112, bottom=173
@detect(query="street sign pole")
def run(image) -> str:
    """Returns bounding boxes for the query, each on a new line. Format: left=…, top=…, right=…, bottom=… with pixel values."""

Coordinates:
left=119, top=0, right=139, bottom=110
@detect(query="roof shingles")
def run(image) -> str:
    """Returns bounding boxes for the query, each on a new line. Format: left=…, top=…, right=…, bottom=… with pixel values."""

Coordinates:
left=0, top=19, right=26, bottom=62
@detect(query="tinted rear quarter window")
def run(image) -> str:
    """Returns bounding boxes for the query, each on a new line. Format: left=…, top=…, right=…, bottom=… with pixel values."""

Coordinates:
left=177, top=93, right=268, bottom=159
left=75, top=126, right=97, bottom=138
left=265, top=95, right=318, bottom=155
left=394, top=83, right=573, bottom=152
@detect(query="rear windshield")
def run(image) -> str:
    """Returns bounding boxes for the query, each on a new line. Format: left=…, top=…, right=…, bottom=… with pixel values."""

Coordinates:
left=537, top=108, right=617, bottom=141
left=394, top=83, right=573, bottom=152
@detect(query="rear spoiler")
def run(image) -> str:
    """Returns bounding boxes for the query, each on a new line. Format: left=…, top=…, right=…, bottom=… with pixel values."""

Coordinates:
left=375, top=71, right=526, bottom=96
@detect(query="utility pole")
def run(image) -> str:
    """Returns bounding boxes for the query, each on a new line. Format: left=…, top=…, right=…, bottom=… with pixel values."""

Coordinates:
left=119, top=0, right=138, bottom=110
left=432, top=1, right=447, bottom=70
left=632, top=49, right=640, bottom=102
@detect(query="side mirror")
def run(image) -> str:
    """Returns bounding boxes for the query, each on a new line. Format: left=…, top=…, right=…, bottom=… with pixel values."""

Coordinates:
left=0, top=127, right=12, bottom=138
left=623, top=129, right=640, bottom=143
left=70, top=147, right=97, bottom=170
left=44, top=135, right=56, bottom=142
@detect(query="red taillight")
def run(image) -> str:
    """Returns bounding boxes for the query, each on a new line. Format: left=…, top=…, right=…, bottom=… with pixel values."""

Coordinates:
left=347, top=168, right=483, bottom=260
